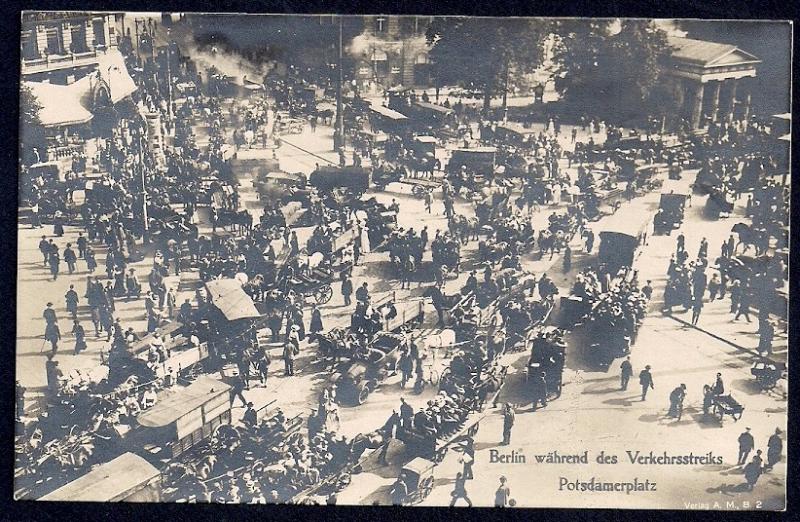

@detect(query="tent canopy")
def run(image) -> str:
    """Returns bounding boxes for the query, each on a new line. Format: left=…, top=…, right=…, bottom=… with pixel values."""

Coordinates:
left=205, top=278, right=261, bottom=321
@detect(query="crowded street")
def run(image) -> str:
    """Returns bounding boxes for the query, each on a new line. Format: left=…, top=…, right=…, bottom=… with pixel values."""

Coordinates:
left=16, top=13, right=788, bottom=509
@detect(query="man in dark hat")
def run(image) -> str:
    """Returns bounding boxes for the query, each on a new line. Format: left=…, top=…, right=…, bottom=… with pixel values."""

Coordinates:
left=501, top=403, right=515, bottom=445
left=620, top=356, right=633, bottom=390
left=765, top=428, right=783, bottom=471
left=737, top=427, right=755, bottom=465
left=242, top=402, right=257, bottom=428
left=639, top=365, right=654, bottom=401
left=668, top=384, right=687, bottom=419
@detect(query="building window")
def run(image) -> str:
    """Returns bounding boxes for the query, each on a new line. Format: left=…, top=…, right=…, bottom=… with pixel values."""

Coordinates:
left=93, top=19, right=106, bottom=48
left=45, top=26, right=62, bottom=55
left=21, top=29, right=38, bottom=60
left=375, top=17, right=387, bottom=33
left=371, top=49, right=389, bottom=76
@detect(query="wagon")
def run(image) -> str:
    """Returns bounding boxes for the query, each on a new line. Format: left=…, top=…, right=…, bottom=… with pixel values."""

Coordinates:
left=393, top=457, right=436, bottom=505
left=710, top=394, right=744, bottom=423
left=751, top=360, right=787, bottom=391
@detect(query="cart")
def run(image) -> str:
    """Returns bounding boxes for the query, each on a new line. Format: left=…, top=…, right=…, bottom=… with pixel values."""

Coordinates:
left=751, top=360, right=787, bottom=391
left=393, top=457, right=436, bottom=505
left=710, top=394, right=744, bottom=424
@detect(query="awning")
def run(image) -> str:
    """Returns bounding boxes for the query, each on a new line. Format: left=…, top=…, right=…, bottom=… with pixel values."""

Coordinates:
left=97, top=49, right=137, bottom=104
left=205, top=278, right=261, bottom=321
left=24, top=79, right=93, bottom=127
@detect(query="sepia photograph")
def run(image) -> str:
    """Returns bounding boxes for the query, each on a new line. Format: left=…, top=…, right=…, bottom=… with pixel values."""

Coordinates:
left=15, top=12, right=790, bottom=510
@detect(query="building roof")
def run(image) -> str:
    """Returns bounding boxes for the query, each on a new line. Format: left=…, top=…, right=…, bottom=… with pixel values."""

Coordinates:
left=668, top=36, right=760, bottom=67
left=39, top=453, right=159, bottom=502
left=136, top=376, right=231, bottom=429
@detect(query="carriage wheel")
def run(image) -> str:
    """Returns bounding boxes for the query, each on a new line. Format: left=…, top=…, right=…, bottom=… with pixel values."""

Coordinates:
left=356, top=383, right=370, bottom=405
left=412, top=185, right=425, bottom=197
left=315, top=285, right=333, bottom=305
left=713, top=404, right=724, bottom=422
left=420, top=476, right=435, bottom=497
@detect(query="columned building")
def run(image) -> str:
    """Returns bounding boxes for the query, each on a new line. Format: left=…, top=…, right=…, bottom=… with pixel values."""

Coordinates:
left=663, top=36, right=760, bottom=130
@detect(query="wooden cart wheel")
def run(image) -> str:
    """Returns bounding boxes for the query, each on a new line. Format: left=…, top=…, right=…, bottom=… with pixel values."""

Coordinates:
left=356, top=383, right=370, bottom=405
left=315, top=285, right=333, bottom=305
left=421, top=476, right=434, bottom=497
left=412, top=185, right=426, bottom=197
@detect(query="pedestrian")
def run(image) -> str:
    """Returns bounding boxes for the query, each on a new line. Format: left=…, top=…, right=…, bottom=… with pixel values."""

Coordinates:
left=355, top=282, right=369, bottom=303
left=531, top=371, right=548, bottom=410
left=691, top=296, right=703, bottom=326
left=76, top=232, right=87, bottom=259
left=65, top=285, right=79, bottom=320
left=85, top=247, right=97, bottom=273
left=494, top=476, right=511, bottom=507
left=242, top=402, right=257, bottom=428
left=63, top=243, right=77, bottom=274
left=257, top=350, right=271, bottom=386
left=765, top=428, right=783, bottom=471
left=44, top=321, right=61, bottom=354
left=341, top=274, right=353, bottom=307
left=38, top=235, right=50, bottom=266
left=460, top=437, right=475, bottom=479
left=449, top=472, right=472, bottom=507
left=72, top=320, right=87, bottom=355
left=708, top=273, right=720, bottom=301
left=620, top=356, right=633, bottom=390
left=743, top=452, right=763, bottom=491
left=563, top=243, right=572, bottom=273
left=676, top=232, right=685, bottom=254
left=584, top=229, right=594, bottom=253
left=424, top=190, right=433, bottom=214
left=15, top=381, right=26, bottom=420
left=166, top=287, right=176, bottom=319
left=668, top=383, right=686, bottom=419
left=734, top=290, right=751, bottom=322
left=283, top=341, right=297, bottom=376
left=48, top=250, right=60, bottom=281
left=642, top=280, right=653, bottom=300
left=737, top=427, right=754, bottom=465
left=501, top=403, right=515, bottom=445
left=352, top=236, right=361, bottom=266
left=231, top=375, right=248, bottom=407
left=639, top=365, right=654, bottom=401
left=729, top=280, right=741, bottom=314
left=758, top=319, right=775, bottom=355
left=399, top=351, right=413, bottom=388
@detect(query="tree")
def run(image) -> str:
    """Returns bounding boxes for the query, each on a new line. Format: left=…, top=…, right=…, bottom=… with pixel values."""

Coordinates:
left=19, top=84, right=47, bottom=166
left=426, top=18, right=551, bottom=114
left=553, top=20, right=672, bottom=124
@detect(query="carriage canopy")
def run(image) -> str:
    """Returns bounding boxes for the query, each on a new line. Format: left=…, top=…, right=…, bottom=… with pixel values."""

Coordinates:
left=205, top=278, right=262, bottom=321
left=40, top=452, right=161, bottom=502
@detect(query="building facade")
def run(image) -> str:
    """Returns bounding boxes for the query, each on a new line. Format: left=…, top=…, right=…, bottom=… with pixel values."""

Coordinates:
left=21, top=12, right=125, bottom=85
left=348, top=15, right=434, bottom=91
left=662, top=36, right=760, bottom=130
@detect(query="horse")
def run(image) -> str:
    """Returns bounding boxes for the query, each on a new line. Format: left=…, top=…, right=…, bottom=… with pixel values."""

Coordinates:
left=732, top=223, right=769, bottom=256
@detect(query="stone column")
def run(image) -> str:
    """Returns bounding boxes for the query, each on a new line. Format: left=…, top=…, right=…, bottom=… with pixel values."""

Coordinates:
left=710, top=81, right=722, bottom=123
left=727, top=79, right=738, bottom=122
left=690, top=81, right=704, bottom=130
left=35, top=25, right=48, bottom=58
left=85, top=19, right=95, bottom=49
left=742, top=91, right=752, bottom=123
left=61, top=22, right=72, bottom=54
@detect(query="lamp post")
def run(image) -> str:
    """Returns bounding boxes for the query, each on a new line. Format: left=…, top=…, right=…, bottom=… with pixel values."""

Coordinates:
left=334, top=16, right=345, bottom=151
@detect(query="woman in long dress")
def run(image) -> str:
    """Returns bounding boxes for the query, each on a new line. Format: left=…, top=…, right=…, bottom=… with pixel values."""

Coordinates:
left=360, top=225, right=371, bottom=254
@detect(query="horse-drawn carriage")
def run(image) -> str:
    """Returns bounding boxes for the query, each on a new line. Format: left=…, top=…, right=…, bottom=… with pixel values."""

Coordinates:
left=654, top=191, right=688, bottom=234
left=751, top=359, right=787, bottom=391
left=445, top=147, right=498, bottom=196
left=392, top=457, right=436, bottom=505
left=526, top=327, right=567, bottom=400
left=704, top=189, right=735, bottom=219
left=309, top=166, right=370, bottom=196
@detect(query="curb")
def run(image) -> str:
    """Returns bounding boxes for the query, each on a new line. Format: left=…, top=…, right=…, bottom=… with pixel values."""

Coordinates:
left=665, top=313, right=762, bottom=358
